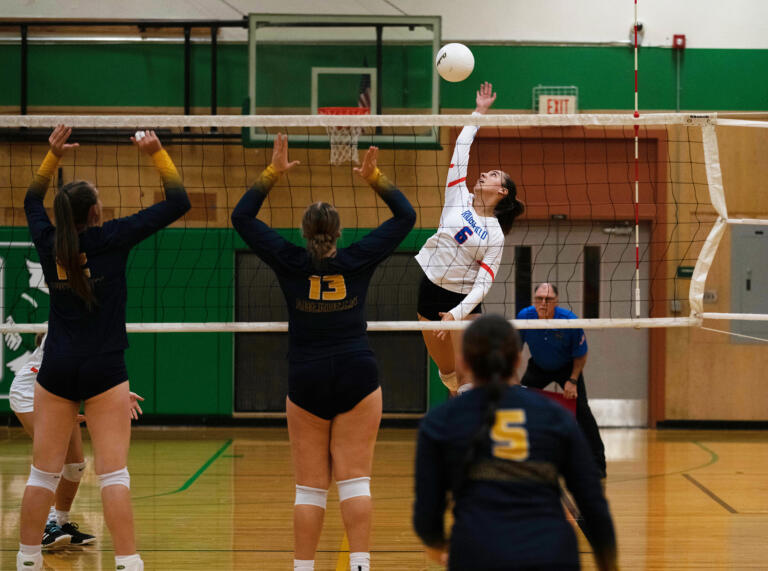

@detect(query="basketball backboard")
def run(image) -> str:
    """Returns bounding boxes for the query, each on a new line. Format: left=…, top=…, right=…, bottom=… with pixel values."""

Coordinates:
left=245, top=14, right=441, bottom=148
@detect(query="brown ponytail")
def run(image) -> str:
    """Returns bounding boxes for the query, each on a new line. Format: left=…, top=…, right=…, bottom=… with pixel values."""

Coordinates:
left=53, top=181, right=98, bottom=307
left=302, top=202, right=341, bottom=264
left=459, top=314, right=522, bottom=488
left=494, top=174, right=525, bottom=235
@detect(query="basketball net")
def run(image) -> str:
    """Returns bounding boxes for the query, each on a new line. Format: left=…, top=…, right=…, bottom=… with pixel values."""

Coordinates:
left=318, top=107, right=370, bottom=165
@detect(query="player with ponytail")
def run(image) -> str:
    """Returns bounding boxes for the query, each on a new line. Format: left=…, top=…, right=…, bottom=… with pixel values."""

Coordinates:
left=232, top=134, right=415, bottom=571
left=416, top=82, right=524, bottom=395
left=414, top=314, right=618, bottom=571
left=17, top=125, right=190, bottom=571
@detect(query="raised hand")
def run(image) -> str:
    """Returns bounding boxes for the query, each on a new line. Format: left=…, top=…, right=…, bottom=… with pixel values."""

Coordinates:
left=475, top=81, right=497, bottom=114
left=131, top=130, right=163, bottom=155
left=48, top=124, right=79, bottom=157
left=353, top=146, right=379, bottom=180
left=270, top=133, right=301, bottom=173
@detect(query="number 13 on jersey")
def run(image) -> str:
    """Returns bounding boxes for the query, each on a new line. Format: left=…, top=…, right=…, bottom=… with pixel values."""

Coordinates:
left=308, top=274, right=347, bottom=301
left=491, top=409, right=529, bottom=461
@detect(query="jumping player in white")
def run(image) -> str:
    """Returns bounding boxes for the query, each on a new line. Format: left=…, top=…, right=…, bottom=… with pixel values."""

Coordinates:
left=416, top=82, right=525, bottom=394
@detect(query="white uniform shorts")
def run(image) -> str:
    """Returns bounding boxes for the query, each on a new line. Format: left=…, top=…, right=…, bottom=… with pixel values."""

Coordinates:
left=9, top=366, right=37, bottom=414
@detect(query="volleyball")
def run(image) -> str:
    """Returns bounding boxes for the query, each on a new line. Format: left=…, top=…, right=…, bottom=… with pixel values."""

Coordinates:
left=436, top=43, right=475, bottom=82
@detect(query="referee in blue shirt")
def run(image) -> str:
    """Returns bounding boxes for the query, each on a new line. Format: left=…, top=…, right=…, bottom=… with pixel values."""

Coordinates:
left=517, top=283, right=606, bottom=478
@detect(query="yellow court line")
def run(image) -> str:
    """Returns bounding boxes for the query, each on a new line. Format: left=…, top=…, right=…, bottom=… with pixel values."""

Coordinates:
left=335, top=533, right=350, bottom=571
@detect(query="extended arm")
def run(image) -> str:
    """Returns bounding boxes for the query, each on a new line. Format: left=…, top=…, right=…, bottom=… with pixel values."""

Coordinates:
left=230, top=133, right=303, bottom=268
left=343, top=147, right=416, bottom=265
left=24, top=125, right=79, bottom=244
left=104, top=131, right=191, bottom=248
left=444, top=82, right=497, bottom=208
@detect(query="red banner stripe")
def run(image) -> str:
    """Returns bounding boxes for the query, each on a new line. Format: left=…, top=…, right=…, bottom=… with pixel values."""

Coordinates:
left=477, top=260, right=495, bottom=280
left=447, top=177, right=466, bottom=187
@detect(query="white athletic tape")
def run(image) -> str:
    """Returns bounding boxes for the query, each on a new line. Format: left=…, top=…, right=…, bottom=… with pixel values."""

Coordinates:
left=337, top=476, right=371, bottom=502
left=26, top=465, right=61, bottom=493
left=62, top=460, right=87, bottom=482
left=98, top=467, right=130, bottom=490
left=439, top=370, right=459, bottom=392
left=295, top=485, right=328, bottom=509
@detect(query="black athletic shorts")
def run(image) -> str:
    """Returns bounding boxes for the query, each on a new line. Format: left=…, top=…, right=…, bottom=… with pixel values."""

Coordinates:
left=416, top=273, right=482, bottom=321
left=37, top=350, right=129, bottom=402
left=288, top=350, right=379, bottom=420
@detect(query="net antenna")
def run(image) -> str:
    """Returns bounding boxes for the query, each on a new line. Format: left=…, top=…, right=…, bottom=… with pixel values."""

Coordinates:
left=318, top=106, right=370, bottom=165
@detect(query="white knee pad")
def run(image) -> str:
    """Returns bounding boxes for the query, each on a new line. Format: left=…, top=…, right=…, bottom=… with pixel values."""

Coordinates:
left=439, top=370, right=458, bottom=392
left=26, top=465, right=62, bottom=493
left=337, top=477, right=371, bottom=502
left=62, top=460, right=87, bottom=483
left=98, top=467, right=130, bottom=490
left=295, top=485, right=328, bottom=509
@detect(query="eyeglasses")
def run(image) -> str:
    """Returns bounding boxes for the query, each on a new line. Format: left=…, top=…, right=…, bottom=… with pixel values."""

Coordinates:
left=534, top=296, right=557, bottom=304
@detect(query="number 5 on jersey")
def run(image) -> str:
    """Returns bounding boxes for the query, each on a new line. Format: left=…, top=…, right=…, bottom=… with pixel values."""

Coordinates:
left=308, top=274, right=347, bottom=301
left=491, top=409, right=529, bottom=461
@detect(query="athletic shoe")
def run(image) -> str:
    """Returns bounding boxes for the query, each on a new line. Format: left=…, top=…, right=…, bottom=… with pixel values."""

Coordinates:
left=16, top=550, right=43, bottom=570
left=42, top=521, right=71, bottom=550
left=60, top=521, right=96, bottom=546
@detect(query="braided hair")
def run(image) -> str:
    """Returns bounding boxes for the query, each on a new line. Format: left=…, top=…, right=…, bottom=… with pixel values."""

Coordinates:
left=460, top=314, right=522, bottom=484
left=301, top=201, right=341, bottom=265
left=53, top=180, right=98, bottom=307
left=494, top=174, right=525, bottom=235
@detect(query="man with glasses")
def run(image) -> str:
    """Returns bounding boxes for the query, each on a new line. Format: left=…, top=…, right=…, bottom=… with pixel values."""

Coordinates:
left=517, top=283, right=607, bottom=479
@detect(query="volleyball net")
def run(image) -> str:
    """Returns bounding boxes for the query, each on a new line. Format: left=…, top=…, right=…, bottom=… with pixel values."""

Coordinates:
left=0, top=112, right=765, bottom=336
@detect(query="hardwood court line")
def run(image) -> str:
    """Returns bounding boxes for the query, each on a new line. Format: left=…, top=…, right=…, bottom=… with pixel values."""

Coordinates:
left=335, top=533, right=350, bottom=571
left=132, top=439, right=233, bottom=500
left=607, top=439, right=719, bottom=485
left=681, top=473, right=738, bottom=514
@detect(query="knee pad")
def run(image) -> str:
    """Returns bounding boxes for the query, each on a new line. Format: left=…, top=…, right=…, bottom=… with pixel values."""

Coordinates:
left=26, top=465, right=62, bottom=493
left=62, top=460, right=87, bottom=483
left=456, top=383, right=474, bottom=395
left=98, top=467, right=130, bottom=490
left=337, top=476, right=371, bottom=502
left=438, top=370, right=458, bottom=392
left=295, top=485, right=328, bottom=509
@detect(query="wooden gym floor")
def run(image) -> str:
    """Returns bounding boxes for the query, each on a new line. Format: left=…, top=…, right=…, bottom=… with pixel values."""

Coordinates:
left=2, top=426, right=768, bottom=570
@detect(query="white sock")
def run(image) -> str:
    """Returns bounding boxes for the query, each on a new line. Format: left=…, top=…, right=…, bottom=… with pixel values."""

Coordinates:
left=47, top=506, right=57, bottom=524
left=17, top=545, right=43, bottom=571
left=115, top=553, right=143, bottom=570
left=456, top=383, right=474, bottom=395
left=55, top=509, right=70, bottom=525
left=350, top=552, right=370, bottom=571
left=19, top=543, right=42, bottom=556
left=294, top=559, right=315, bottom=571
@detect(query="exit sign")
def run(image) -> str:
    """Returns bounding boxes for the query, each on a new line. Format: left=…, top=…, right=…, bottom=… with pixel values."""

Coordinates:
left=538, top=95, right=577, bottom=114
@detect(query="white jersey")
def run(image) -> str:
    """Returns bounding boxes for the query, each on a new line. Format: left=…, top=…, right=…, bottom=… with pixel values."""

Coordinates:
left=415, top=118, right=505, bottom=320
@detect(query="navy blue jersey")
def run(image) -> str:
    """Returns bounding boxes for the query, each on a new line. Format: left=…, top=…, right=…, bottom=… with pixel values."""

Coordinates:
left=24, top=150, right=191, bottom=357
left=517, top=306, right=588, bottom=370
left=231, top=166, right=416, bottom=361
left=414, top=385, right=616, bottom=570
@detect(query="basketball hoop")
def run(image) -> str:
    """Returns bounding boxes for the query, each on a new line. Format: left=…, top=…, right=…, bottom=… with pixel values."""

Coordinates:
left=318, top=106, right=370, bottom=165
